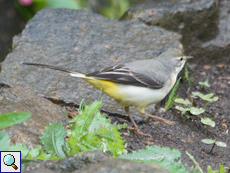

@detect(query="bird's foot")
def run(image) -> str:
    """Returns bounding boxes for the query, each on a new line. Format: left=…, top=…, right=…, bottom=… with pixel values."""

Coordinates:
left=142, top=113, right=175, bottom=126
left=127, top=126, right=151, bottom=137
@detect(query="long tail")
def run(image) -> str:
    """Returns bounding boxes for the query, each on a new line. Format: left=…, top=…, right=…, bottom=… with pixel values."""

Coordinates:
left=21, top=62, right=93, bottom=79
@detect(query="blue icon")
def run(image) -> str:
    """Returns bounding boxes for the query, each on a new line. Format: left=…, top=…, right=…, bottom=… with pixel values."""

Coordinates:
left=3, top=154, right=18, bottom=170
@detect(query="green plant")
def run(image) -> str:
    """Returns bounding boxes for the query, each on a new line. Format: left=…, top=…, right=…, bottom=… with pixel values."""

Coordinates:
left=65, top=100, right=127, bottom=157
left=0, top=112, right=50, bottom=164
left=0, top=112, right=31, bottom=129
left=199, top=80, right=210, bottom=88
left=38, top=100, right=127, bottom=159
left=192, top=92, right=218, bottom=116
left=201, top=139, right=227, bottom=153
left=201, top=117, right=215, bottom=127
left=186, top=151, right=228, bottom=173
left=174, top=98, right=205, bottom=115
left=0, top=111, right=32, bottom=156
left=165, top=77, right=181, bottom=110
left=184, top=66, right=189, bottom=81
left=119, top=145, right=199, bottom=173
left=175, top=89, right=218, bottom=127
left=1, top=100, right=127, bottom=167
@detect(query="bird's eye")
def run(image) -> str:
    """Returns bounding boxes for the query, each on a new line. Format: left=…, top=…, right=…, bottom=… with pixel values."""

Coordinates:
left=180, top=57, right=183, bottom=61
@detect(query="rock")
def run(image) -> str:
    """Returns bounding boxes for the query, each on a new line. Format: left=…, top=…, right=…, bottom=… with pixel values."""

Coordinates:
left=0, top=8, right=181, bottom=117
left=72, top=158, right=169, bottom=173
left=23, top=150, right=109, bottom=173
left=23, top=168, right=55, bottom=173
left=0, top=87, right=67, bottom=148
left=23, top=150, right=169, bottom=173
left=121, top=0, right=230, bottom=64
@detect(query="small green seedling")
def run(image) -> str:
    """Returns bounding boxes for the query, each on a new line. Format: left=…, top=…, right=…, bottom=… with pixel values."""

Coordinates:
left=192, top=92, right=218, bottom=102
left=186, top=151, right=203, bottom=173
left=199, top=80, right=210, bottom=88
left=201, top=117, right=215, bottom=127
left=192, top=92, right=218, bottom=117
left=202, top=139, right=227, bottom=153
left=174, top=98, right=205, bottom=115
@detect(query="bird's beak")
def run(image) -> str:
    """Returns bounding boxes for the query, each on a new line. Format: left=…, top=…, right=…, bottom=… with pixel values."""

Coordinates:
left=185, top=56, right=193, bottom=60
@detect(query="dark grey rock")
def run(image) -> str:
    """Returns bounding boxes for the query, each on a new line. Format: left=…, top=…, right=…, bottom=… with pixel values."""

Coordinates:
left=23, top=150, right=169, bottom=173
left=121, top=0, right=230, bottom=64
left=23, top=168, right=55, bottom=173
left=72, top=158, right=169, bottom=173
left=23, top=150, right=109, bottom=173
left=0, top=8, right=181, bottom=117
left=0, top=87, right=67, bottom=148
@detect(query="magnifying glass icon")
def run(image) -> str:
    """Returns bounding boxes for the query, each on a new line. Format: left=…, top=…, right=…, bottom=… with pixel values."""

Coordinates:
left=3, top=154, right=18, bottom=170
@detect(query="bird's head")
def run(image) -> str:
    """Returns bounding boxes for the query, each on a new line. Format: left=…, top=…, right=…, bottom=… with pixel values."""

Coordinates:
left=158, top=49, right=193, bottom=74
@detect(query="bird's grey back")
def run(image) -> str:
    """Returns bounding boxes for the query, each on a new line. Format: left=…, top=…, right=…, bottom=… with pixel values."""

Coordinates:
left=124, top=58, right=173, bottom=85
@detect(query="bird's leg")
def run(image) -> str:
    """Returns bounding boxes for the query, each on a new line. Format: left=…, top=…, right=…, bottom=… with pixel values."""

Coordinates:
left=125, top=107, right=150, bottom=137
left=140, top=111, right=175, bottom=125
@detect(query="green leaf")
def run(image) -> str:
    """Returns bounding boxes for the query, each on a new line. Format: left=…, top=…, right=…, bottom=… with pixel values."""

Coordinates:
left=119, top=146, right=198, bottom=173
left=201, top=118, right=215, bottom=127
left=174, top=98, right=191, bottom=105
left=71, top=101, right=102, bottom=137
left=165, top=77, right=181, bottom=110
left=0, top=131, right=9, bottom=151
left=119, top=145, right=181, bottom=161
left=194, top=92, right=218, bottom=102
left=67, top=100, right=126, bottom=157
left=8, top=144, right=29, bottom=158
left=26, top=146, right=42, bottom=159
left=219, top=163, right=226, bottom=173
left=67, top=135, right=81, bottom=155
left=202, top=139, right=215, bottom=144
left=175, top=106, right=190, bottom=114
left=0, top=112, right=31, bottom=129
left=107, top=125, right=127, bottom=157
left=40, top=123, right=66, bottom=158
left=199, top=80, right=210, bottom=87
left=186, top=151, right=203, bottom=173
left=36, top=152, right=52, bottom=160
left=190, top=107, right=205, bottom=115
left=215, top=141, right=227, bottom=147
left=88, top=112, right=112, bottom=131
left=207, top=165, right=215, bottom=173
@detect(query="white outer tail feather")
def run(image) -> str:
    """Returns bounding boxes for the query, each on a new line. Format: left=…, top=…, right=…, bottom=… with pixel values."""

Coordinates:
left=69, top=72, right=93, bottom=79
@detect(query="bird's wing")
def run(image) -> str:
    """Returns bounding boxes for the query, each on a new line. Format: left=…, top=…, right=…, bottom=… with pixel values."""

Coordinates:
left=86, top=65, right=163, bottom=89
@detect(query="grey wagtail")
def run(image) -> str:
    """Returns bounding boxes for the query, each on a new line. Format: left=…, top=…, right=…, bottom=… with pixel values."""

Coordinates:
left=22, top=49, right=192, bottom=136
